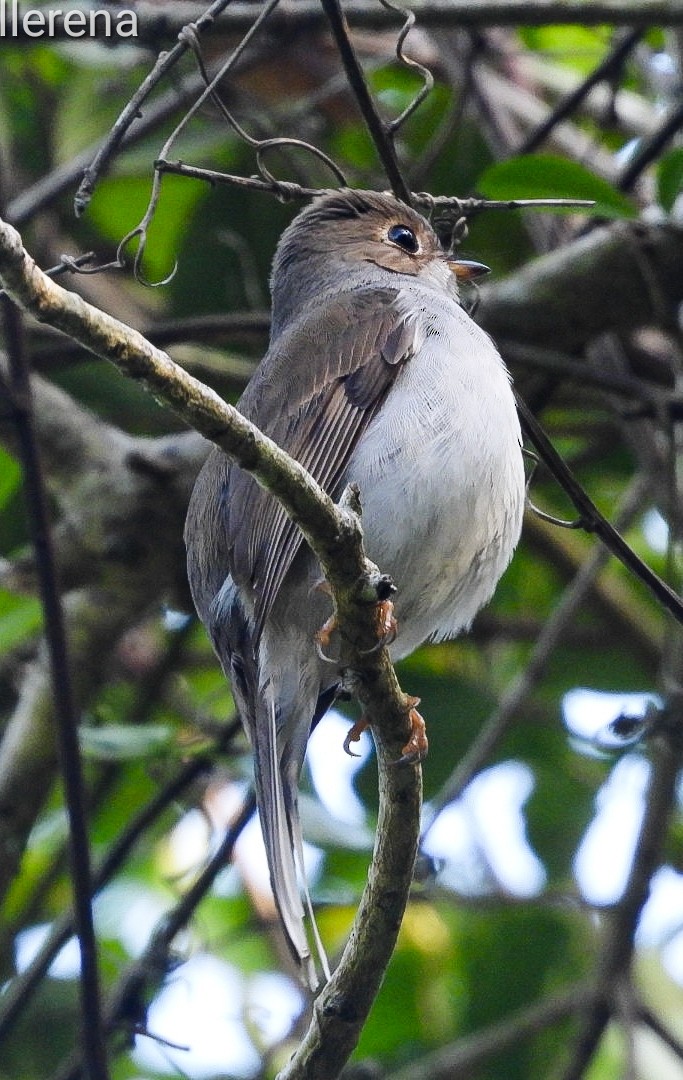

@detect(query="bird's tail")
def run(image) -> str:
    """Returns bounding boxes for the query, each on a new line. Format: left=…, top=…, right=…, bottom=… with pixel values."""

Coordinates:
left=252, top=691, right=330, bottom=991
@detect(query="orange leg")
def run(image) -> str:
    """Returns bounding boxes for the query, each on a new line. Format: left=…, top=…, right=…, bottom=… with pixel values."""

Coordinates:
left=398, top=696, right=429, bottom=764
left=376, top=599, right=397, bottom=645
left=361, top=598, right=398, bottom=655
left=315, top=613, right=338, bottom=663
left=343, top=697, right=429, bottom=763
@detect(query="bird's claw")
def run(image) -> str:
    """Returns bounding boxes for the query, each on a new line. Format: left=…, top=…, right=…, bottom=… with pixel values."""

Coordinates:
left=395, top=697, right=428, bottom=765
left=315, top=614, right=338, bottom=663
left=360, top=599, right=398, bottom=655
left=343, top=716, right=369, bottom=757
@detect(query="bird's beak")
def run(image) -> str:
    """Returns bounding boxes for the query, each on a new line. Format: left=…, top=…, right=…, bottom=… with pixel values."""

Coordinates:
left=448, top=258, right=491, bottom=282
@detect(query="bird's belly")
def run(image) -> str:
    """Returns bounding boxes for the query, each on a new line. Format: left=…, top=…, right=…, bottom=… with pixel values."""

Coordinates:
left=345, top=349, right=524, bottom=659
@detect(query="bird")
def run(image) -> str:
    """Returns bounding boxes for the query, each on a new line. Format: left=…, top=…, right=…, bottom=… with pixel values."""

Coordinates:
left=184, top=188, right=525, bottom=989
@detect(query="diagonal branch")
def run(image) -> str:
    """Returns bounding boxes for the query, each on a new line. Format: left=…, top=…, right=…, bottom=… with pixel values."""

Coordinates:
left=320, top=0, right=412, bottom=204
left=517, top=398, right=683, bottom=626
left=51, top=791, right=257, bottom=1080
left=0, top=214, right=422, bottom=1080
left=73, top=0, right=241, bottom=215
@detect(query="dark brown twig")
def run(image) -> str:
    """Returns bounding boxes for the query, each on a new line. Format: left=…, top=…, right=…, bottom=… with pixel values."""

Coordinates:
left=517, top=395, right=683, bottom=626
left=618, top=98, right=683, bottom=191
left=2, top=296, right=109, bottom=1078
left=560, top=706, right=683, bottom=1080
left=50, top=792, right=257, bottom=1080
left=154, top=160, right=593, bottom=212
left=74, top=0, right=240, bottom=215
left=518, top=28, right=644, bottom=155
left=0, top=706, right=241, bottom=1042
left=320, top=0, right=412, bottom=204
left=388, top=982, right=592, bottom=1080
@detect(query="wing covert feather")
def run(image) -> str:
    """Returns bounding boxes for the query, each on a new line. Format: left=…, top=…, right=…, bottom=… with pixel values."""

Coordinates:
left=223, top=287, right=421, bottom=639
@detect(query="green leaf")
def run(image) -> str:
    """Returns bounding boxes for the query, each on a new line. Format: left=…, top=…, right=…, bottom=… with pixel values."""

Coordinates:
left=657, top=147, right=683, bottom=213
left=78, top=723, right=173, bottom=761
left=477, top=155, right=637, bottom=219
left=0, top=589, right=42, bottom=650
left=0, top=448, right=20, bottom=508
left=517, top=27, right=608, bottom=77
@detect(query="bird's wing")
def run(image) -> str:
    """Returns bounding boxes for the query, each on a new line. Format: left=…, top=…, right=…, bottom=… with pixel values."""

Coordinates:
left=224, top=286, right=420, bottom=640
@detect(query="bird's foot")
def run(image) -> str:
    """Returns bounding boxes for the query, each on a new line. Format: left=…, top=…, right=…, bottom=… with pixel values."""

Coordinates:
left=360, top=599, right=398, bottom=655
left=343, top=696, right=428, bottom=763
left=397, top=696, right=428, bottom=764
left=343, top=715, right=369, bottom=757
left=315, top=613, right=338, bottom=663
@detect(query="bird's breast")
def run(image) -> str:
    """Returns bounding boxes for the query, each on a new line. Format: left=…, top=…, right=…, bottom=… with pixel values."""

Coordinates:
left=345, top=302, right=525, bottom=657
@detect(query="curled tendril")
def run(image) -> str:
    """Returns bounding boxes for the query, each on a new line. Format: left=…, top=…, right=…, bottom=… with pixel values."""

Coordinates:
left=116, top=227, right=178, bottom=288
left=114, top=166, right=178, bottom=287
left=380, top=0, right=435, bottom=136
left=522, top=447, right=587, bottom=530
left=0, top=251, right=109, bottom=300
left=118, top=0, right=347, bottom=285
left=183, top=22, right=347, bottom=190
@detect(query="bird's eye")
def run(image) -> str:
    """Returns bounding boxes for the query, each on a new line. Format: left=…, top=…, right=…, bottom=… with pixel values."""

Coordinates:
left=387, top=224, right=419, bottom=254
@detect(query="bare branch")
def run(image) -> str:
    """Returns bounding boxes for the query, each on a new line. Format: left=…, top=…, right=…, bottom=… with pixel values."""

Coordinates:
left=517, top=399, right=683, bottom=626
left=0, top=718, right=241, bottom=1041
left=50, top=792, right=256, bottom=1080
left=87, top=1, right=683, bottom=37
left=73, top=0, right=240, bottom=215
left=479, top=222, right=683, bottom=351
left=1, top=297, right=109, bottom=1079
left=517, top=28, right=645, bottom=155
left=560, top=705, right=683, bottom=1080
left=387, top=982, right=592, bottom=1080
left=0, top=213, right=423, bottom=1080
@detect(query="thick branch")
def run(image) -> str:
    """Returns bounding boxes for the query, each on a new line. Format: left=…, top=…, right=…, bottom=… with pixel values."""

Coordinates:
left=64, top=1, right=683, bottom=40
left=479, top=222, right=683, bottom=351
left=0, top=215, right=422, bottom=1080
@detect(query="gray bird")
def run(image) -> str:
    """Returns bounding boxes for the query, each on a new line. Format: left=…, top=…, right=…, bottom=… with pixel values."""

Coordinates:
left=184, top=189, right=525, bottom=988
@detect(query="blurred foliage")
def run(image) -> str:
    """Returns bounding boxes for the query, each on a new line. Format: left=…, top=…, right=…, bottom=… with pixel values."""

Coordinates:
left=1, top=11, right=683, bottom=1080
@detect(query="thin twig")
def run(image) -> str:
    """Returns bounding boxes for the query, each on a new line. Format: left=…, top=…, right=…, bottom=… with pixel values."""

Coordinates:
left=518, top=28, right=644, bottom=155
left=320, top=0, right=412, bottom=204
left=517, top=396, right=683, bottom=626
left=560, top=704, right=683, bottom=1080
left=58, top=1, right=683, bottom=36
left=638, top=1003, right=683, bottom=1061
left=154, top=160, right=594, bottom=213
left=501, top=340, right=674, bottom=415
left=618, top=98, right=683, bottom=191
left=0, top=717, right=242, bottom=1041
left=74, top=0, right=240, bottom=215
left=1, top=299, right=109, bottom=1078
left=387, top=982, right=592, bottom=1080
left=9, top=67, right=222, bottom=227
left=117, top=0, right=284, bottom=283
left=182, top=21, right=347, bottom=189
left=50, top=792, right=257, bottom=1080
